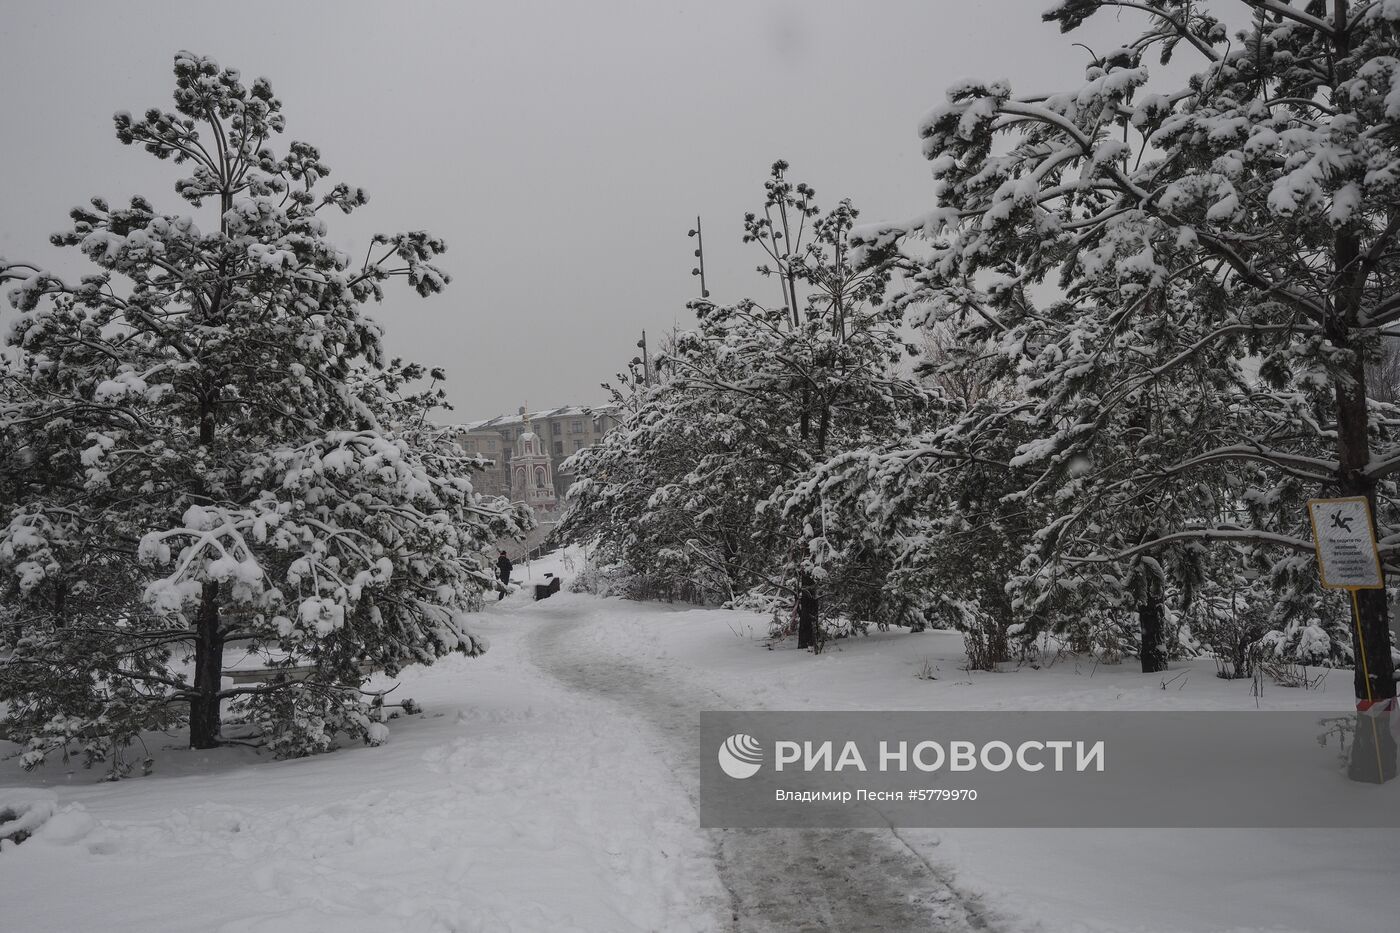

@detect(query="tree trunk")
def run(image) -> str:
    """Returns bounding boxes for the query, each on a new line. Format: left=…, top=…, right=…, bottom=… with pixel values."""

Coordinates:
left=1138, top=597, right=1168, bottom=674
left=794, top=372, right=823, bottom=651
left=189, top=581, right=224, bottom=750
left=52, top=578, right=66, bottom=628
left=1347, top=587, right=1397, bottom=701
left=1327, top=294, right=1394, bottom=700
left=1323, top=0, right=1400, bottom=784
left=1331, top=237, right=1395, bottom=703
left=796, top=570, right=819, bottom=650
left=1131, top=518, right=1168, bottom=674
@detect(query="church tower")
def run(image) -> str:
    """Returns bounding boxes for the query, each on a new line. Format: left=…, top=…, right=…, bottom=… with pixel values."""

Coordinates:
left=511, top=407, right=558, bottom=513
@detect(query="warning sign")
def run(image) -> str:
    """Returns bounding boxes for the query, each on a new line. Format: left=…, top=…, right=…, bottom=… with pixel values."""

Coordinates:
left=1307, top=497, right=1384, bottom=590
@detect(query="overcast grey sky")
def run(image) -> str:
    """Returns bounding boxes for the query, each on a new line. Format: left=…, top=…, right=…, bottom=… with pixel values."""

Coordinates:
left=1, top=0, right=1129, bottom=419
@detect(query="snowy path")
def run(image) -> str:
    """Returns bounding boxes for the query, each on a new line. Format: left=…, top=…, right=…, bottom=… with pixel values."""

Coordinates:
left=520, top=595, right=990, bottom=932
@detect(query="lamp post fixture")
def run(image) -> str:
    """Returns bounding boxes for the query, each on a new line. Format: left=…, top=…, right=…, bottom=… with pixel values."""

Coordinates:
left=688, top=215, right=710, bottom=299
left=636, top=331, right=651, bottom=386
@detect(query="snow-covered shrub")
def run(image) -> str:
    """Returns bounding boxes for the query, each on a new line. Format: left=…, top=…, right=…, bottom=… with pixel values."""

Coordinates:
left=819, top=615, right=869, bottom=642
left=0, top=798, right=57, bottom=848
left=565, top=549, right=701, bottom=602
left=1254, top=619, right=1351, bottom=669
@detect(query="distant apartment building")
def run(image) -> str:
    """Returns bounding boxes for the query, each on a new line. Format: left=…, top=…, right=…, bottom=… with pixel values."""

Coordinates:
left=455, top=404, right=622, bottom=508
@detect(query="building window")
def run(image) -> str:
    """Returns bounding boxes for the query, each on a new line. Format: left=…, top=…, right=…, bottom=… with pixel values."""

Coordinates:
left=552, top=422, right=561, bottom=435
left=553, top=440, right=564, bottom=456
left=487, top=438, right=496, bottom=451
left=573, top=440, right=585, bottom=452
left=570, top=420, right=583, bottom=433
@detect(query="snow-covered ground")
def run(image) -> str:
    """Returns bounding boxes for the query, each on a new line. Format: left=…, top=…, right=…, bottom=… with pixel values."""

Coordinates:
left=552, top=578, right=1391, bottom=933
left=1, top=548, right=1391, bottom=932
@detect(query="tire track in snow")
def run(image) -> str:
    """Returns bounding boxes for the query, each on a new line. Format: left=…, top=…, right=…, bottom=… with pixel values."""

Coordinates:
left=520, top=599, right=993, bottom=933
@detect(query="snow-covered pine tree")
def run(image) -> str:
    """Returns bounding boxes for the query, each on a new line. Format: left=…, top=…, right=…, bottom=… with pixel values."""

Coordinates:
left=563, top=163, right=931, bottom=646
left=851, top=1, right=1399, bottom=775
left=0, top=52, right=529, bottom=766
left=559, top=371, right=764, bottom=604
left=719, top=165, right=936, bottom=647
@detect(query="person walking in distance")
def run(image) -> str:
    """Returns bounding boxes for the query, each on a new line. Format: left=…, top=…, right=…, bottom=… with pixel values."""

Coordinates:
left=496, top=550, right=513, bottom=601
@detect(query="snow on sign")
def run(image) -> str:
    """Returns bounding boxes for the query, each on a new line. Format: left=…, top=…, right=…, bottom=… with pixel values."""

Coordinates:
left=1307, top=497, right=1384, bottom=590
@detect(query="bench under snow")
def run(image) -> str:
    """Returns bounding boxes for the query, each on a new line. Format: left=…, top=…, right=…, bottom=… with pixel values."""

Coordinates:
left=225, top=660, right=376, bottom=686
left=534, top=574, right=562, bottom=601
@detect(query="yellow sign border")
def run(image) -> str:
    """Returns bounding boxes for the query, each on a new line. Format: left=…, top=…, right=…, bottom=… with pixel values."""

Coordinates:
left=1307, top=496, right=1385, bottom=591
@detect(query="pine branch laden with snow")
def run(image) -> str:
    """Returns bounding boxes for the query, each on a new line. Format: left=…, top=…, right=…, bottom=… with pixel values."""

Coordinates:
left=842, top=1, right=1400, bottom=687
left=0, top=51, right=530, bottom=767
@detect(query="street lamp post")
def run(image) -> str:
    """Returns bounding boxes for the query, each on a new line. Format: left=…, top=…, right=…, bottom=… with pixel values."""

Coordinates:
left=688, top=215, right=710, bottom=299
